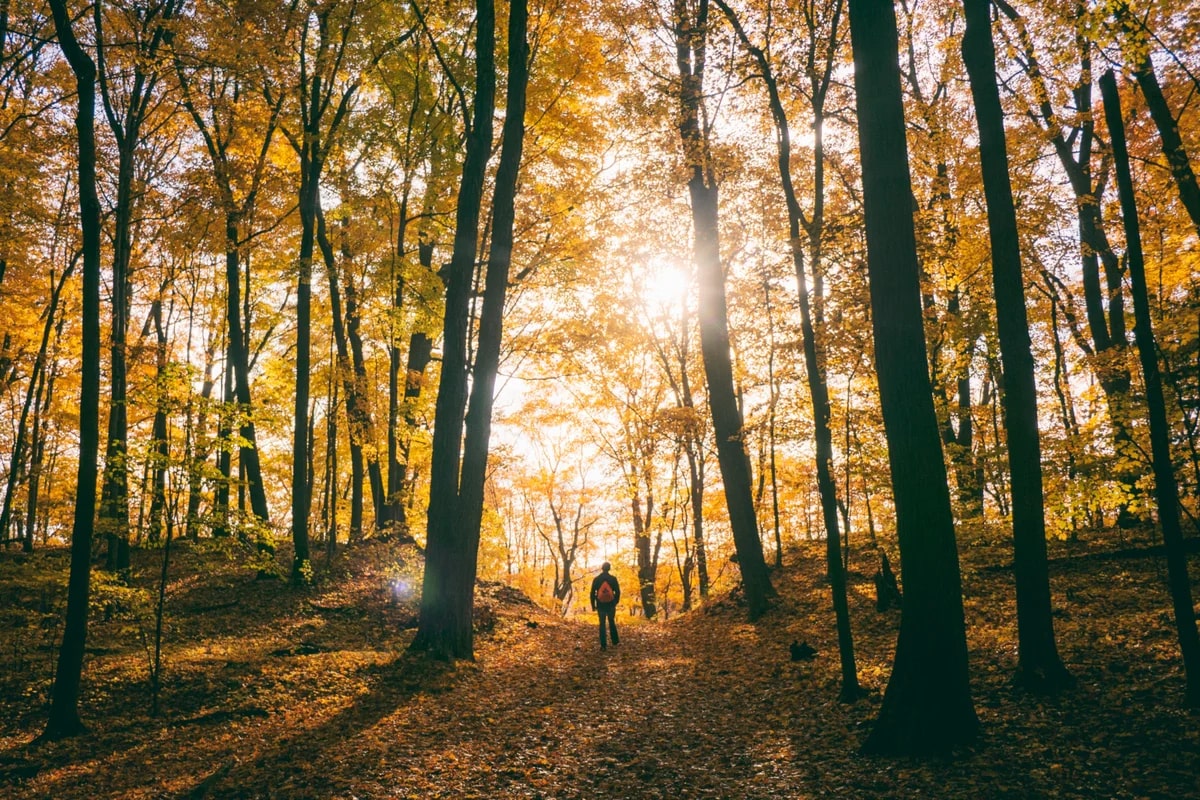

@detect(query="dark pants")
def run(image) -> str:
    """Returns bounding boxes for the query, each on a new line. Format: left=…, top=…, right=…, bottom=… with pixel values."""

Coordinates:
left=597, top=603, right=619, bottom=648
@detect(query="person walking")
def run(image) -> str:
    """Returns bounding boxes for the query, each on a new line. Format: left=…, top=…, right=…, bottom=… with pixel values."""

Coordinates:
left=590, top=562, right=621, bottom=650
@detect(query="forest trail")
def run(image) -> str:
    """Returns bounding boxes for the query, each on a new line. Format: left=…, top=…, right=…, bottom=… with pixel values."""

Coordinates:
left=4, top=538, right=1200, bottom=799
left=229, top=582, right=890, bottom=800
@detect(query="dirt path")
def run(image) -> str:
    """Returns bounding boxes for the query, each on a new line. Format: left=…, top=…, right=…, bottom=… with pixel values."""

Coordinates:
left=261, top=609, right=824, bottom=800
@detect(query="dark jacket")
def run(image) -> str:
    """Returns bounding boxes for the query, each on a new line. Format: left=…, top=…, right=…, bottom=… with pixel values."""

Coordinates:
left=590, top=573, right=620, bottom=610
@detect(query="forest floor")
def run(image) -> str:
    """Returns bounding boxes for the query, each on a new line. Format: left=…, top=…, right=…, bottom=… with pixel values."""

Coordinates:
left=1, top=529, right=1199, bottom=799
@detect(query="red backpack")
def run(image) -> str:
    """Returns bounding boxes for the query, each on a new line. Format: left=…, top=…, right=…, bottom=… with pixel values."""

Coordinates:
left=597, top=579, right=615, bottom=604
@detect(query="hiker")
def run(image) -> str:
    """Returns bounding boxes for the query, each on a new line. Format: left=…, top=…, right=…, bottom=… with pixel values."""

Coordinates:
left=590, top=562, right=621, bottom=650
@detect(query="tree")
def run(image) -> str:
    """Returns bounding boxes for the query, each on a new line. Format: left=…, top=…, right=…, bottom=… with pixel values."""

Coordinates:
left=713, top=0, right=861, bottom=702
left=670, top=0, right=772, bottom=619
left=960, top=0, right=1070, bottom=693
left=169, top=0, right=289, bottom=534
left=995, top=0, right=1138, bottom=522
left=44, top=0, right=103, bottom=739
left=1112, top=2, right=1200, bottom=238
left=848, top=0, right=977, bottom=755
left=93, top=0, right=182, bottom=572
left=413, top=0, right=528, bottom=659
left=1100, top=68, right=1200, bottom=707
left=269, top=0, right=412, bottom=582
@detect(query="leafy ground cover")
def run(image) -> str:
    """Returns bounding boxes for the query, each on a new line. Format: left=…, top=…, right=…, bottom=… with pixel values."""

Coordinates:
left=1, top=530, right=1198, bottom=799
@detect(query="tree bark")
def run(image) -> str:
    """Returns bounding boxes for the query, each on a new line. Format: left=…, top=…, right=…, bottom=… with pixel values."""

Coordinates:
left=1100, top=69, right=1200, bottom=707
left=961, top=0, right=1071, bottom=693
left=95, top=0, right=180, bottom=572
left=672, top=0, right=772, bottom=619
left=848, top=0, right=977, bottom=755
left=291, top=157, right=318, bottom=583
left=411, top=0, right=499, bottom=660
left=45, top=0, right=102, bottom=739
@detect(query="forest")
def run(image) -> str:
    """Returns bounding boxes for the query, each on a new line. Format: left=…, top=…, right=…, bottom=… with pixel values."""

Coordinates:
left=1, top=0, right=1199, bottom=796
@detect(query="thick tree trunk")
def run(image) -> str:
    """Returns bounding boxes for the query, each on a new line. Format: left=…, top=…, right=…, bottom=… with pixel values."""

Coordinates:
left=1101, top=70, right=1200, bottom=707
left=962, top=0, right=1071, bottom=693
left=673, top=0, right=772, bottom=619
left=412, top=0, right=498, bottom=660
left=45, top=0, right=102, bottom=739
left=849, top=0, right=978, bottom=755
left=447, top=0, right=528, bottom=652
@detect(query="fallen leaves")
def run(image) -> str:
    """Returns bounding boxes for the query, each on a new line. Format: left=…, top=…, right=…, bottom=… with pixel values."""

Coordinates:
left=0, top=531, right=1198, bottom=798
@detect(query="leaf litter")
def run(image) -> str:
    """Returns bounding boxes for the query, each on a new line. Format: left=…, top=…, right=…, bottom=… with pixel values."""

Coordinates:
left=0, top=530, right=1198, bottom=799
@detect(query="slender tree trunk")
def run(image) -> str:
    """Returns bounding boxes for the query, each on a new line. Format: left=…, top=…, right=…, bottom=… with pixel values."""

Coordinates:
left=147, top=297, right=170, bottom=544
left=339, top=215, right=386, bottom=531
left=673, top=0, right=772, bottom=618
left=412, top=0, right=498, bottom=660
left=213, top=333, right=234, bottom=538
left=291, top=159, right=319, bottom=583
left=998, top=0, right=1137, bottom=518
left=962, top=0, right=1071, bottom=692
left=45, top=0, right=102, bottom=739
left=715, top=0, right=857, bottom=694
left=388, top=204, right=437, bottom=535
left=24, top=356, right=56, bottom=553
left=763, top=281, right=783, bottom=568
left=223, top=215, right=270, bottom=525
left=849, top=0, right=977, bottom=755
left=1101, top=69, right=1200, bottom=707
left=1115, top=6, right=1200, bottom=237
left=0, top=266, right=72, bottom=543
left=324, top=356, right=339, bottom=560
left=632, top=491, right=659, bottom=618
left=317, top=204, right=367, bottom=544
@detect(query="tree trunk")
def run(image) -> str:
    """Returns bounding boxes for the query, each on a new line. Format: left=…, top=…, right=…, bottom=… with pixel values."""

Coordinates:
left=673, top=0, right=772, bottom=619
left=962, top=0, right=1071, bottom=693
left=317, top=204, right=368, bottom=543
left=848, top=0, right=977, bottom=755
left=146, top=296, right=170, bottom=544
left=223, top=215, right=271, bottom=525
left=715, top=0, right=859, bottom=697
left=45, top=0, right=102, bottom=739
left=997, top=0, right=1137, bottom=518
left=95, top=1, right=180, bottom=570
left=291, top=160, right=318, bottom=583
left=339, top=211, right=386, bottom=532
left=0, top=266, right=72, bottom=544
left=1101, top=69, right=1200, bottom=707
left=411, top=0, right=498, bottom=660
left=447, top=0, right=528, bottom=649
left=632, top=492, right=659, bottom=618
left=1116, top=7, right=1200, bottom=237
